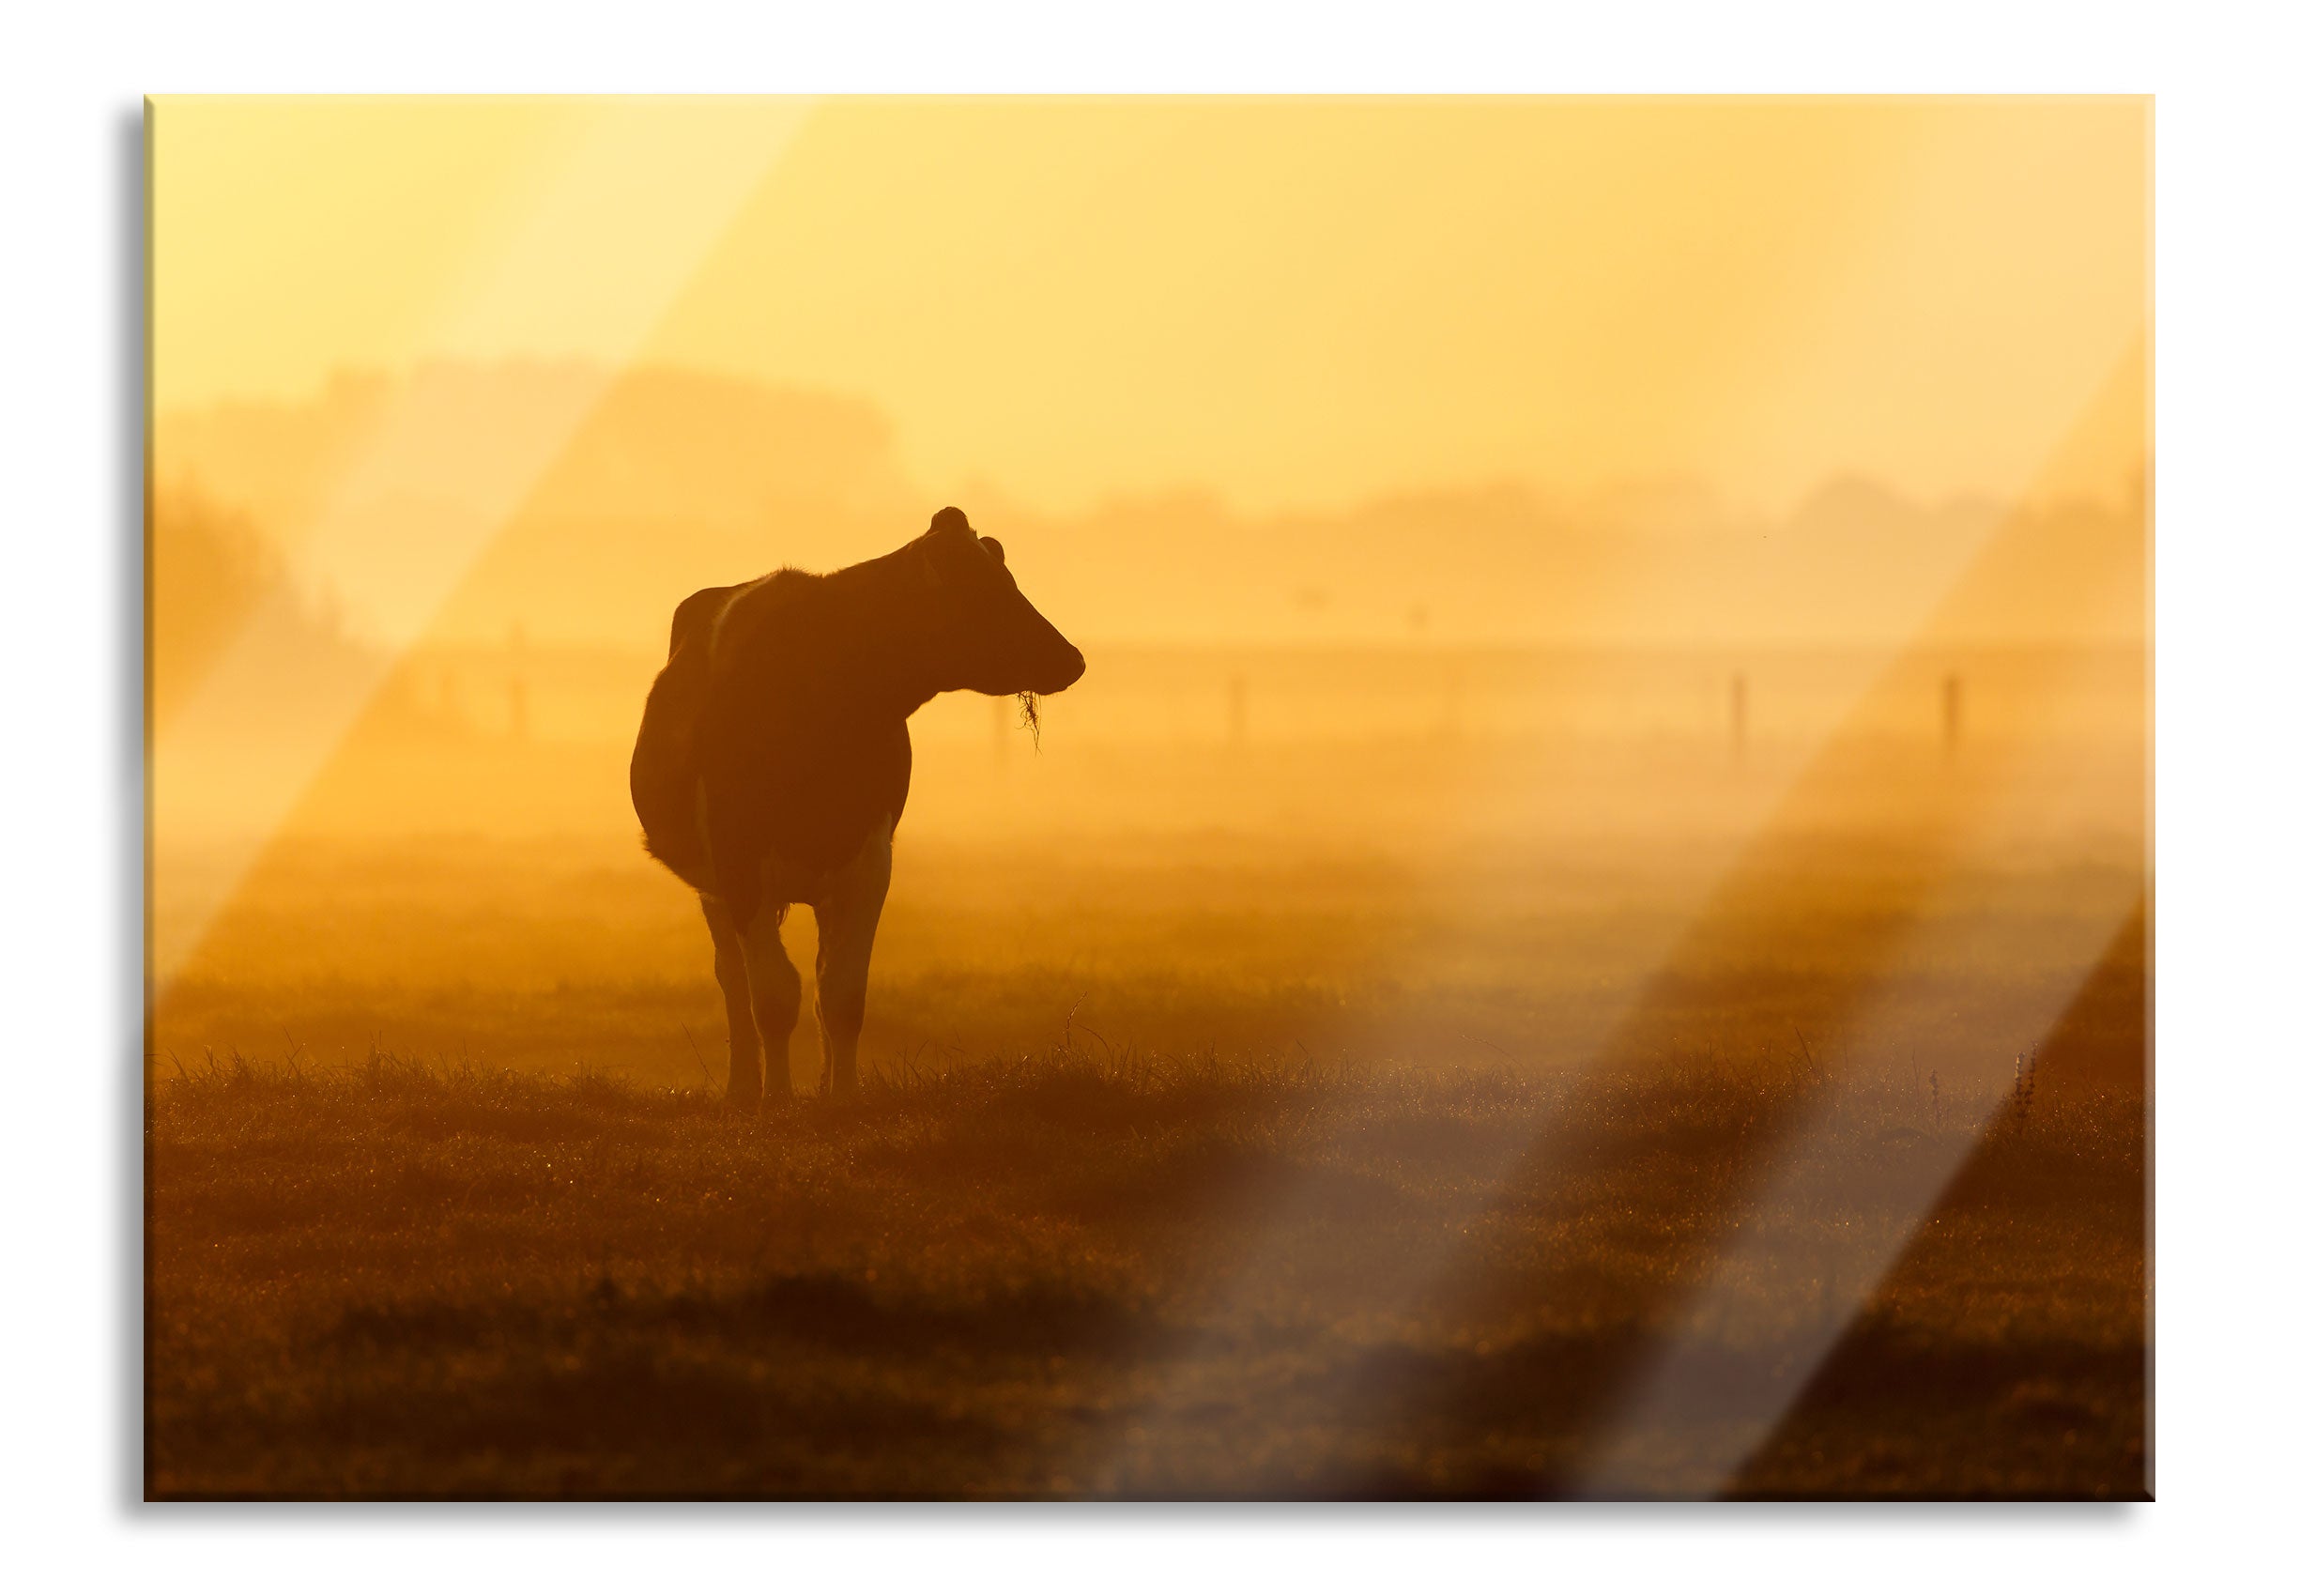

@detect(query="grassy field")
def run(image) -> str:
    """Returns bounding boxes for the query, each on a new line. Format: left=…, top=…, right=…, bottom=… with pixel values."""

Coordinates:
left=146, top=806, right=2147, bottom=1499
left=146, top=1040, right=2143, bottom=1499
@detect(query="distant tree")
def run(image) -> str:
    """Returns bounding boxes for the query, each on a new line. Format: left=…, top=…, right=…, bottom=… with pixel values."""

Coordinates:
left=148, top=483, right=362, bottom=730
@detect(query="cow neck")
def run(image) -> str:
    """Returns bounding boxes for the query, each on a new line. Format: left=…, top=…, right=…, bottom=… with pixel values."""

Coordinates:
left=815, top=549, right=940, bottom=724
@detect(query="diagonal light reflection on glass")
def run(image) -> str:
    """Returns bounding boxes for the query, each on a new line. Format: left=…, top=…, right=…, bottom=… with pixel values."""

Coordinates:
left=1575, top=673, right=2142, bottom=1497
left=150, top=98, right=814, bottom=992
left=1071, top=338, right=2143, bottom=1496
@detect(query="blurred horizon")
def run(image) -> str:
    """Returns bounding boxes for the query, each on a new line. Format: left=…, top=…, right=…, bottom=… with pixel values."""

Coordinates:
left=154, top=353, right=2146, bottom=656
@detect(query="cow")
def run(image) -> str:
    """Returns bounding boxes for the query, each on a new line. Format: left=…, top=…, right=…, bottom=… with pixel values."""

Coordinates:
left=630, top=507, right=1085, bottom=1105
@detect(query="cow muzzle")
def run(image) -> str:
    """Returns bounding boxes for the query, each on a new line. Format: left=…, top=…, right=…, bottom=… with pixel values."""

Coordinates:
left=1038, top=642, right=1086, bottom=694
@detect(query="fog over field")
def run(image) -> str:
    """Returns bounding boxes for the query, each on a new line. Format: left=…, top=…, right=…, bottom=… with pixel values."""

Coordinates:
left=146, top=398, right=2146, bottom=1496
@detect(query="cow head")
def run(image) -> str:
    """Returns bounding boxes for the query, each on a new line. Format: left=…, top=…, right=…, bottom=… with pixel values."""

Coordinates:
left=912, top=507, right=1086, bottom=697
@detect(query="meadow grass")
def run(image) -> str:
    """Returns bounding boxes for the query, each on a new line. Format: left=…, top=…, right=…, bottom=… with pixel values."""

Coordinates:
left=147, top=1037, right=2144, bottom=1499
left=148, top=820, right=2146, bottom=1498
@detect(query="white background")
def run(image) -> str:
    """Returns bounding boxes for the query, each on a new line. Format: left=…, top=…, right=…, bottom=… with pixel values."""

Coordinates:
left=3, top=2, right=2294, bottom=1589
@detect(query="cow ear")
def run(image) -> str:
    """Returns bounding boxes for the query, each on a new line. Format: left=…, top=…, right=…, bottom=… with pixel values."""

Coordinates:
left=928, top=506, right=972, bottom=539
left=979, top=535, right=1004, bottom=566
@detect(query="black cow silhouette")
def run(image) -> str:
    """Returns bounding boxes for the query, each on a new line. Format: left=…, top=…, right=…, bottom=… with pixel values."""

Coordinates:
left=632, top=507, right=1085, bottom=1104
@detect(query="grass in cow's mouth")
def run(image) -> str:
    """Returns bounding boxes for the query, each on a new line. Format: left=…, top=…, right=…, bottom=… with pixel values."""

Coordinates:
left=1017, top=691, right=1041, bottom=748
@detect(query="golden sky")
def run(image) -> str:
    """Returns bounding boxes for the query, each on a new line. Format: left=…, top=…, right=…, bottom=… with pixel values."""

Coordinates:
left=153, top=96, right=2146, bottom=518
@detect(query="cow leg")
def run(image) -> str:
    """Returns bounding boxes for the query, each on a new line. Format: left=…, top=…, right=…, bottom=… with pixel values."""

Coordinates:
left=813, top=817, right=894, bottom=1097
left=699, top=895, right=762, bottom=1105
left=732, top=898, right=801, bottom=1104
